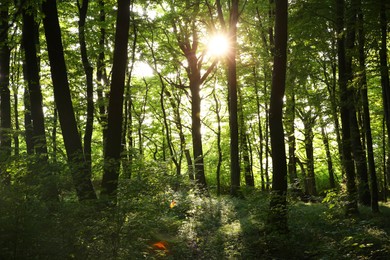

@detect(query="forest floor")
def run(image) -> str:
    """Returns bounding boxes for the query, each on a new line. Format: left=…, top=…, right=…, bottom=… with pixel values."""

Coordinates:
left=1, top=178, right=390, bottom=259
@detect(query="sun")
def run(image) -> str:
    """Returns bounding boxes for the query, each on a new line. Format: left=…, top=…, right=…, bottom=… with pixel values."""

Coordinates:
left=207, top=33, right=230, bottom=57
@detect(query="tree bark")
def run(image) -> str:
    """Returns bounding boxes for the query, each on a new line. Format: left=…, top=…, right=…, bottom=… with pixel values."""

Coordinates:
left=268, top=0, right=288, bottom=232
left=335, top=0, right=358, bottom=215
left=0, top=3, right=11, bottom=185
left=345, top=0, right=370, bottom=207
left=227, top=0, right=241, bottom=196
left=357, top=0, right=379, bottom=212
left=22, top=7, right=48, bottom=158
left=42, top=0, right=96, bottom=201
left=100, top=0, right=131, bottom=203
left=77, top=0, right=94, bottom=173
left=213, top=88, right=223, bottom=196
left=320, top=122, right=336, bottom=189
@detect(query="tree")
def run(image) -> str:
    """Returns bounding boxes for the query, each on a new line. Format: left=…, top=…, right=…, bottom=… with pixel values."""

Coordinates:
left=100, top=0, right=131, bottom=203
left=357, top=0, right=379, bottom=212
left=0, top=1, right=11, bottom=185
left=268, top=0, right=288, bottom=232
left=214, top=0, right=241, bottom=195
left=335, top=0, right=358, bottom=215
left=77, top=0, right=94, bottom=173
left=42, top=0, right=97, bottom=201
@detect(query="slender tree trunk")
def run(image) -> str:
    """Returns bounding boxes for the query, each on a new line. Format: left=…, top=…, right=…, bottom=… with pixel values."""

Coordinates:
left=42, top=0, right=96, bottom=201
left=335, top=0, right=358, bottom=215
left=379, top=0, right=390, bottom=200
left=357, top=1, right=379, bottom=212
left=268, top=0, right=288, bottom=232
left=77, top=0, right=94, bottom=173
left=100, top=0, right=131, bottom=203
left=238, top=79, right=253, bottom=187
left=0, top=3, right=11, bottom=184
left=321, top=122, right=336, bottom=189
left=213, top=88, right=223, bottom=196
left=254, top=68, right=265, bottom=191
left=22, top=7, right=49, bottom=158
left=345, top=0, right=370, bottom=207
left=302, top=113, right=317, bottom=196
left=286, top=82, right=297, bottom=184
left=265, top=104, right=270, bottom=191
left=96, top=0, right=108, bottom=154
left=23, top=87, right=34, bottom=155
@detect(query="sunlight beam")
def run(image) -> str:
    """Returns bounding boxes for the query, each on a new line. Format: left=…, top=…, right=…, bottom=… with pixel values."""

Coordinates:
left=207, top=33, right=230, bottom=57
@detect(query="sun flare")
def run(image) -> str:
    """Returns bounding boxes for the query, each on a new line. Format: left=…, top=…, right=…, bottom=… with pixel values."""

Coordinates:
left=207, top=34, right=230, bottom=57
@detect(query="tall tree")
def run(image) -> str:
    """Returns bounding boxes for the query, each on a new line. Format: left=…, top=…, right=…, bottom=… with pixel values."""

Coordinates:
left=0, top=1, right=11, bottom=185
left=379, top=0, right=390, bottom=195
left=77, top=0, right=94, bottom=173
left=215, top=0, right=241, bottom=195
left=42, top=0, right=97, bottom=200
left=335, top=0, right=358, bottom=215
left=22, top=2, right=59, bottom=199
left=22, top=5, right=48, bottom=158
left=100, top=0, right=131, bottom=203
left=357, top=0, right=378, bottom=212
left=170, top=1, right=216, bottom=189
left=268, top=0, right=288, bottom=232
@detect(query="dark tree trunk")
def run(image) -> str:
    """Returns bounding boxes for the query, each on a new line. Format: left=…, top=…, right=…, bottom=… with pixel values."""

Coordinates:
left=213, top=89, right=223, bottom=196
left=254, top=68, right=265, bottom=191
left=23, top=87, right=34, bottom=155
left=42, top=0, right=96, bottom=201
left=100, top=0, right=131, bottom=203
left=345, top=0, right=370, bottom=207
left=320, top=122, right=336, bottom=189
left=238, top=78, right=253, bottom=187
left=189, top=70, right=207, bottom=188
left=265, top=104, right=270, bottom=191
left=301, top=112, right=317, bottom=196
left=357, top=0, right=379, bottom=212
left=286, top=82, right=297, bottom=184
left=268, top=0, right=288, bottom=232
left=77, top=0, right=94, bottom=173
left=22, top=7, right=48, bottom=158
left=335, top=0, right=358, bottom=215
left=0, top=4, right=11, bottom=185
left=226, top=0, right=241, bottom=196
left=96, top=0, right=108, bottom=154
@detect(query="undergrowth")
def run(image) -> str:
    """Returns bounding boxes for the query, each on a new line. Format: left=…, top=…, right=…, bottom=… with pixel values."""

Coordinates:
left=1, top=170, right=389, bottom=259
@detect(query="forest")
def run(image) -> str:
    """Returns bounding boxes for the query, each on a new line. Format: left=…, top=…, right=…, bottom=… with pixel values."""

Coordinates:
left=0, top=0, right=390, bottom=259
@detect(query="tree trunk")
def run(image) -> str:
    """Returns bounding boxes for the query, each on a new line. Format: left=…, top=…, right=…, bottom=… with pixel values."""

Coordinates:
left=254, top=68, right=265, bottom=191
left=77, top=0, right=94, bottom=174
left=345, top=0, right=370, bottom=207
left=100, top=0, right=131, bottom=203
left=286, top=81, right=297, bottom=184
left=22, top=7, right=49, bottom=158
left=96, top=0, right=108, bottom=154
left=357, top=0, right=379, bottom=212
left=189, top=70, right=207, bottom=188
left=321, top=123, right=336, bottom=189
left=268, top=0, right=288, bottom=232
left=335, top=0, right=358, bottom=215
left=42, top=0, right=96, bottom=201
left=0, top=3, right=11, bottom=185
left=213, top=89, right=223, bottom=196
left=302, top=113, right=317, bottom=196
left=226, top=0, right=241, bottom=196
left=23, top=87, right=34, bottom=155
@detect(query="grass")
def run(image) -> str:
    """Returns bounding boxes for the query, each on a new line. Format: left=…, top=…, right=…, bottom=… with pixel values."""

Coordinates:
left=1, top=178, right=390, bottom=259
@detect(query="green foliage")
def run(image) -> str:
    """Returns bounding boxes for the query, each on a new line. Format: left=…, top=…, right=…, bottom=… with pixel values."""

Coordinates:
left=1, top=174, right=390, bottom=259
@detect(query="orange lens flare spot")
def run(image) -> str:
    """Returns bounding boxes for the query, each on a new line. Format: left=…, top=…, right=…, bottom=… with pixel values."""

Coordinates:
left=169, top=200, right=176, bottom=208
